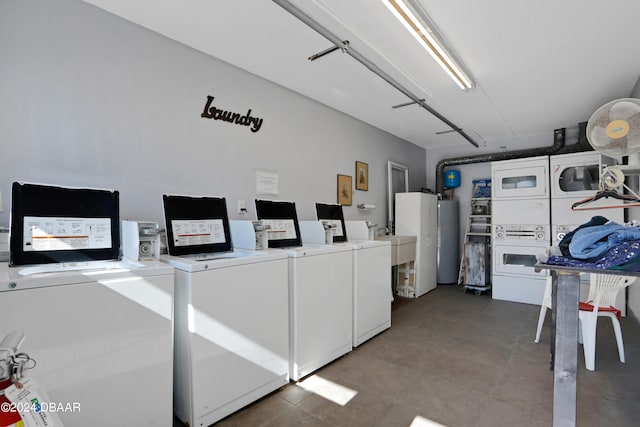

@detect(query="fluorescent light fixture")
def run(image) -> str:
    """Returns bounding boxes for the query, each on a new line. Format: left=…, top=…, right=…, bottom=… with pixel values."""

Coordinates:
left=381, top=0, right=474, bottom=90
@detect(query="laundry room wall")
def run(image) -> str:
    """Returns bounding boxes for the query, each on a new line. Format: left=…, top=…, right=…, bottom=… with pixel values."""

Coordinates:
left=0, top=0, right=426, bottom=232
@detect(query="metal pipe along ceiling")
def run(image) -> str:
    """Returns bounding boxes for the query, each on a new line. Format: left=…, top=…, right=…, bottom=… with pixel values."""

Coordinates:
left=435, top=123, right=593, bottom=195
left=272, top=0, right=479, bottom=148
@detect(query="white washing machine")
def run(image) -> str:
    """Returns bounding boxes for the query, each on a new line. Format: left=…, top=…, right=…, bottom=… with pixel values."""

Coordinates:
left=162, top=194, right=290, bottom=427
left=165, top=249, right=289, bottom=427
left=232, top=219, right=354, bottom=381
left=301, top=219, right=392, bottom=347
left=255, top=199, right=355, bottom=381
left=344, top=220, right=392, bottom=347
left=0, top=260, right=174, bottom=427
left=285, top=242, right=353, bottom=380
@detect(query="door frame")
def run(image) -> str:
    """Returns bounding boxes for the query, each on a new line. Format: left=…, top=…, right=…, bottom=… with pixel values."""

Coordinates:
left=387, top=161, right=409, bottom=233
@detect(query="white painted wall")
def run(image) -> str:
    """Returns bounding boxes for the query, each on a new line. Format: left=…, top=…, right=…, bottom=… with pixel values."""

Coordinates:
left=0, top=0, right=426, bottom=232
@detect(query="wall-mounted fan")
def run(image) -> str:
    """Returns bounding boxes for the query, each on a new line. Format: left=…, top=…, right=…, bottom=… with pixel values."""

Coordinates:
left=586, top=98, right=640, bottom=158
left=571, top=98, right=640, bottom=210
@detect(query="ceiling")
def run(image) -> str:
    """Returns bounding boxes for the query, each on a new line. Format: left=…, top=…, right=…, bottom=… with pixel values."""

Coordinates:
left=82, top=0, right=640, bottom=151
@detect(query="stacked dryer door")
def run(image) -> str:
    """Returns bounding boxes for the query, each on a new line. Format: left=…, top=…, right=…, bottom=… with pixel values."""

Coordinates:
left=550, top=151, right=626, bottom=313
left=492, top=156, right=550, bottom=305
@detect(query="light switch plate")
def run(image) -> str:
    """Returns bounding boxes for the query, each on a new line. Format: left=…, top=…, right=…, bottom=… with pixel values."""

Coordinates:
left=237, top=200, right=246, bottom=215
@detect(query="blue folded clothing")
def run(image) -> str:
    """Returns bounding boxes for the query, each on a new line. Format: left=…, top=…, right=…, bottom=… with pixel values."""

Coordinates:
left=548, top=240, right=640, bottom=270
left=569, top=223, right=640, bottom=259
left=558, top=215, right=608, bottom=257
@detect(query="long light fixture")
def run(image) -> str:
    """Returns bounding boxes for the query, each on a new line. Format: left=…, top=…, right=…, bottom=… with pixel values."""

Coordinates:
left=381, top=0, right=474, bottom=90
left=272, top=0, right=479, bottom=147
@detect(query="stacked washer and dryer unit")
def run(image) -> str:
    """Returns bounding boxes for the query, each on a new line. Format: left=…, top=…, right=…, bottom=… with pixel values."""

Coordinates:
left=492, top=156, right=551, bottom=305
left=550, top=151, right=625, bottom=311
left=492, top=152, right=623, bottom=306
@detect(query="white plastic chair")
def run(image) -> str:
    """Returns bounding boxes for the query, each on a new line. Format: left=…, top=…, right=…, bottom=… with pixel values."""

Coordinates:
left=534, top=273, right=635, bottom=371
left=579, top=274, right=635, bottom=371
left=534, top=275, right=553, bottom=344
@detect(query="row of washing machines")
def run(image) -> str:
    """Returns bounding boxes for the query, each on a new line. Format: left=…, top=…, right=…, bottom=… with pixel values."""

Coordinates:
left=0, top=210, right=391, bottom=426
left=491, top=151, right=624, bottom=306
left=169, top=218, right=392, bottom=427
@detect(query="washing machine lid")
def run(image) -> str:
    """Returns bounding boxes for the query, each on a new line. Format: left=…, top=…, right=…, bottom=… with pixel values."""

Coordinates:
left=344, top=221, right=370, bottom=240
left=286, top=244, right=353, bottom=257
left=0, top=259, right=173, bottom=291
left=255, top=199, right=302, bottom=248
left=9, top=182, right=121, bottom=267
left=333, top=241, right=364, bottom=249
left=162, top=194, right=233, bottom=257
left=315, top=202, right=348, bottom=243
left=229, top=220, right=257, bottom=250
left=161, top=248, right=287, bottom=272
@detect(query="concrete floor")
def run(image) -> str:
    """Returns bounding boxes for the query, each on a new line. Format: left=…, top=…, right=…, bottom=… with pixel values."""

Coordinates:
left=191, top=285, right=640, bottom=426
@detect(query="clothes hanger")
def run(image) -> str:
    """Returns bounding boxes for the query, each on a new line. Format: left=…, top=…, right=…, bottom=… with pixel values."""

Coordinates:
left=571, top=190, right=640, bottom=210
left=572, top=165, right=640, bottom=210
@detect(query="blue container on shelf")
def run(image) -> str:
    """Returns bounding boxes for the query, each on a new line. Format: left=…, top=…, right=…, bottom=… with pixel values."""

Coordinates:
left=444, top=170, right=461, bottom=188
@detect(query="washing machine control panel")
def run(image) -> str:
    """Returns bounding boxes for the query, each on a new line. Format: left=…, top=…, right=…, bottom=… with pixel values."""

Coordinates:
left=494, top=224, right=549, bottom=242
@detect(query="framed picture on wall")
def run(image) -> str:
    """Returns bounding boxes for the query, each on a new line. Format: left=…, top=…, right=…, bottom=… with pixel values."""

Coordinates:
left=337, top=174, right=352, bottom=206
left=356, top=161, right=368, bottom=191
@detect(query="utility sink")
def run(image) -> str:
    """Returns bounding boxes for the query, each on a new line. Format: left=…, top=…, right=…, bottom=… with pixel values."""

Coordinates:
left=375, top=235, right=416, bottom=266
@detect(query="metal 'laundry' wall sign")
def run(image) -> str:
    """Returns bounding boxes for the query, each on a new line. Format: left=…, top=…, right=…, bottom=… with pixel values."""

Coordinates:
left=200, top=95, right=264, bottom=133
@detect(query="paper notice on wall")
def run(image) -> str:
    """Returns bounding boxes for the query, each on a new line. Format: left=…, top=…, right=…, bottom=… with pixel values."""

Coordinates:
left=171, top=219, right=225, bottom=246
left=23, top=216, right=112, bottom=251
left=256, top=169, right=279, bottom=195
